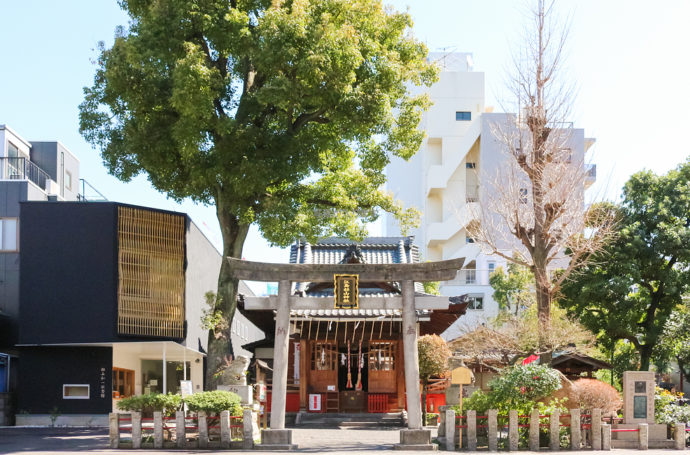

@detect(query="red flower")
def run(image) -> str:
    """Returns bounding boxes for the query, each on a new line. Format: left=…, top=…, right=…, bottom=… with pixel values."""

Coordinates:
left=533, top=376, right=540, bottom=380
left=520, top=386, right=526, bottom=394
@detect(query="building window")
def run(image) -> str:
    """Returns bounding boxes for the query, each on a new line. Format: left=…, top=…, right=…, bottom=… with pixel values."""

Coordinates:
left=465, top=237, right=475, bottom=244
left=7, top=142, right=19, bottom=158
left=456, top=111, right=471, bottom=121
left=0, top=218, right=18, bottom=252
left=65, top=170, right=72, bottom=191
left=468, top=296, right=484, bottom=310
left=112, top=367, right=135, bottom=399
left=466, top=162, right=476, bottom=169
left=311, top=342, right=337, bottom=371
left=369, top=342, right=396, bottom=371
left=464, top=269, right=477, bottom=284
left=488, top=262, right=496, bottom=274
left=519, top=188, right=528, bottom=204
left=63, top=384, right=90, bottom=399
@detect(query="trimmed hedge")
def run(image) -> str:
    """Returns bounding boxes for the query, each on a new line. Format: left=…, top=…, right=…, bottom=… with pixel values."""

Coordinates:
left=116, top=393, right=182, bottom=416
left=116, top=390, right=243, bottom=417
left=184, top=390, right=242, bottom=416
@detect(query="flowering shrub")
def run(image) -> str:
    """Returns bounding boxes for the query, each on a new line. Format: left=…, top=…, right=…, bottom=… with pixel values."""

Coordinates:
left=655, top=387, right=690, bottom=425
left=571, top=378, right=622, bottom=416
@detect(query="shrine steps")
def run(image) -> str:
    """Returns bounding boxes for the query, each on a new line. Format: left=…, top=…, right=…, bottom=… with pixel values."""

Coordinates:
left=293, top=412, right=405, bottom=428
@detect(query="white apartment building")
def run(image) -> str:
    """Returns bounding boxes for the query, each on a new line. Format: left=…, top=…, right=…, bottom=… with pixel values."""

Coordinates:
left=385, top=53, right=596, bottom=340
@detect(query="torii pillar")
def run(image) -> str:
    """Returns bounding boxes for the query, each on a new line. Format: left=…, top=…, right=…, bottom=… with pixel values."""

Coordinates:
left=226, top=257, right=464, bottom=450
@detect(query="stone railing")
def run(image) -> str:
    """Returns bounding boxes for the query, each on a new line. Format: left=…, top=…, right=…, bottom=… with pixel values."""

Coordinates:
left=441, top=408, right=687, bottom=451
left=109, top=409, right=256, bottom=449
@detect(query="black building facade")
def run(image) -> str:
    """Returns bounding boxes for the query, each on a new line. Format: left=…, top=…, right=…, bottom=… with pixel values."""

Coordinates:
left=16, top=202, right=219, bottom=424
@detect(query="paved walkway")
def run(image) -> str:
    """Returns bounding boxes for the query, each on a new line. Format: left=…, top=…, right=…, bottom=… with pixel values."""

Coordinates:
left=0, top=426, right=686, bottom=454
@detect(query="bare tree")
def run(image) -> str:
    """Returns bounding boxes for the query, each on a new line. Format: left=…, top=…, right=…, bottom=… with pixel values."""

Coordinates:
left=449, top=305, right=596, bottom=366
left=466, top=0, right=615, bottom=357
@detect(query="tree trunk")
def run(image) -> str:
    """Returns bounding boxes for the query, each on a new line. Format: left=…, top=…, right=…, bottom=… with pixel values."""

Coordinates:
left=639, top=346, right=652, bottom=372
left=534, top=264, right=552, bottom=363
left=205, top=198, right=250, bottom=389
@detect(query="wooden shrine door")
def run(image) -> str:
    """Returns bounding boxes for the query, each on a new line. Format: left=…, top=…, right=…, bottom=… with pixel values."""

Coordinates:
left=308, top=341, right=338, bottom=393
left=368, top=340, right=398, bottom=393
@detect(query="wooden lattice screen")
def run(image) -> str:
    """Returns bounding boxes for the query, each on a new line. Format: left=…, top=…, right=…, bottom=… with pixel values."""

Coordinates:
left=117, top=206, right=185, bottom=338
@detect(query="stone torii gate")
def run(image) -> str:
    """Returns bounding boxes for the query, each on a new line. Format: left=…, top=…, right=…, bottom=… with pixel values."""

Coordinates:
left=226, top=257, right=464, bottom=450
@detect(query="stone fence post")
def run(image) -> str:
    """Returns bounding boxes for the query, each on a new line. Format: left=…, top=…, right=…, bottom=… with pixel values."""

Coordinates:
left=488, top=409, right=498, bottom=452
left=198, top=411, right=208, bottom=449
left=592, top=409, right=602, bottom=450
left=243, top=409, right=254, bottom=450
left=529, top=409, right=540, bottom=451
left=549, top=409, right=560, bottom=451
left=570, top=409, right=581, bottom=450
left=220, top=410, right=231, bottom=449
left=638, top=423, right=648, bottom=450
left=674, top=422, right=686, bottom=450
left=131, top=411, right=142, bottom=449
left=601, top=423, right=611, bottom=451
left=175, top=410, right=185, bottom=449
left=153, top=412, right=163, bottom=449
left=508, top=410, right=518, bottom=451
left=109, top=413, right=119, bottom=449
left=445, top=409, right=456, bottom=451
left=467, top=410, right=477, bottom=451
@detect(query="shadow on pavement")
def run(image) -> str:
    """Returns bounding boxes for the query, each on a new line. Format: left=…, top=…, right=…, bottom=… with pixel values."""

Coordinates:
left=0, top=427, right=108, bottom=452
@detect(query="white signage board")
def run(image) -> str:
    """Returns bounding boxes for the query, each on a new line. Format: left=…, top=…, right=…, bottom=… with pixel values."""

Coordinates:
left=180, top=380, right=193, bottom=397
left=308, top=393, right=322, bottom=411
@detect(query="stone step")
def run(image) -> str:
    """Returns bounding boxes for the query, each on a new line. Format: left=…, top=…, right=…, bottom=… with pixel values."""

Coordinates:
left=294, top=412, right=405, bottom=428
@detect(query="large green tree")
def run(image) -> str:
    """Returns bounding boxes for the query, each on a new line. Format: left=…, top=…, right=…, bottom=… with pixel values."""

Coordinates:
left=560, top=160, right=690, bottom=371
left=655, top=304, right=690, bottom=386
left=489, top=262, right=535, bottom=315
left=79, top=0, right=436, bottom=387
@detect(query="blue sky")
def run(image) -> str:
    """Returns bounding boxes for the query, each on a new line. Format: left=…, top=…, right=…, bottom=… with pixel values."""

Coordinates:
left=1, top=1, right=689, bottom=280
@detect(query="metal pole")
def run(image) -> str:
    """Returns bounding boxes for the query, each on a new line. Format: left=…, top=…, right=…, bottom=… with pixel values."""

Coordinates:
left=162, top=343, right=167, bottom=394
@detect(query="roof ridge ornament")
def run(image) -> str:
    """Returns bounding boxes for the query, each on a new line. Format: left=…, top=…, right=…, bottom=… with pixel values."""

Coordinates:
left=340, top=244, right=365, bottom=264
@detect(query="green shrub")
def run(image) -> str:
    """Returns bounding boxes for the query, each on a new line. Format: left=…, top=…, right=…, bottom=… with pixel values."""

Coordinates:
left=116, top=393, right=182, bottom=416
left=184, top=390, right=242, bottom=416
left=462, top=364, right=563, bottom=415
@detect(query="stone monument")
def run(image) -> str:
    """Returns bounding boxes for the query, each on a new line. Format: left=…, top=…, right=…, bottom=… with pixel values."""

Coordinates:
left=622, top=371, right=655, bottom=424
left=217, top=355, right=253, bottom=405
left=611, top=371, right=668, bottom=448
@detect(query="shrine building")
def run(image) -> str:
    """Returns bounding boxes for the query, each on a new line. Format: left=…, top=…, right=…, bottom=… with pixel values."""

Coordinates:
left=235, top=237, right=468, bottom=448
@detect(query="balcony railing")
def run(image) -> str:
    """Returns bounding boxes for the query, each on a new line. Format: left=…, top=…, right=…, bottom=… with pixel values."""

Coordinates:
left=447, top=269, right=494, bottom=286
left=77, top=178, right=108, bottom=202
left=0, top=157, right=50, bottom=191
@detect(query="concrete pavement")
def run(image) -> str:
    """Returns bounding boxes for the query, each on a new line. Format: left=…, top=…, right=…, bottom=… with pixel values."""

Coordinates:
left=0, top=426, right=687, bottom=454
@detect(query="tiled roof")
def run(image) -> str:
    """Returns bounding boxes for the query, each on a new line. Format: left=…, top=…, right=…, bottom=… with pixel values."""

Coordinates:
left=289, top=236, right=419, bottom=265
left=289, top=236, right=424, bottom=296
